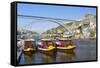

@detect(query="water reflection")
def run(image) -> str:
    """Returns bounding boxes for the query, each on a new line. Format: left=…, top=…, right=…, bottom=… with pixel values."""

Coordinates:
left=21, top=50, right=75, bottom=64
left=23, top=51, right=35, bottom=64
left=56, top=50, right=75, bottom=62
left=40, top=52, right=56, bottom=63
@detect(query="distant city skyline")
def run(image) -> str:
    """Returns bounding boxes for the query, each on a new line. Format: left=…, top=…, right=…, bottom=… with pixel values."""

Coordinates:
left=17, top=3, right=96, bottom=34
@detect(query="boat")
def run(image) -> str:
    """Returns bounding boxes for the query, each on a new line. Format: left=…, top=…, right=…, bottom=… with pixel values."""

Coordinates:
left=23, top=39, right=36, bottom=52
left=55, top=39, right=76, bottom=51
left=37, top=39, right=56, bottom=55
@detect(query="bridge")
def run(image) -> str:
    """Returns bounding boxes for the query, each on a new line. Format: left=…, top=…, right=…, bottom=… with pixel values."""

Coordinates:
left=18, top=15, right=80, bottom=35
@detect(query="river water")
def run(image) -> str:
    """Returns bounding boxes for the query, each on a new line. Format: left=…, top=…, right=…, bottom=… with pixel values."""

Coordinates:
left=18, top=39, right=97, bottom=65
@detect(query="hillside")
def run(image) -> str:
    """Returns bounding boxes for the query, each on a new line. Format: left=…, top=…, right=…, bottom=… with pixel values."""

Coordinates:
left=41, top=14, right=96, bottom=39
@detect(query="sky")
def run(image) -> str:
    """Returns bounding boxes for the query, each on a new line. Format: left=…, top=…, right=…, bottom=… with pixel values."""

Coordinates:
left=17, top=3, right=96, bottom=34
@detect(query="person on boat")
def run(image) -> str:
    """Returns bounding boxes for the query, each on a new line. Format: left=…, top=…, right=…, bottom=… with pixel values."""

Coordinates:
left=56, top=41, right=65, bottom=47
left=38, top=42, right=47, bottom=48
left=29, top=44, right=34, bottom=48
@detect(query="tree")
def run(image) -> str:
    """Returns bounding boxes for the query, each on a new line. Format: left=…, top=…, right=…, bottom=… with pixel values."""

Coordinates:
left=84, top=14, right=94, bottom=19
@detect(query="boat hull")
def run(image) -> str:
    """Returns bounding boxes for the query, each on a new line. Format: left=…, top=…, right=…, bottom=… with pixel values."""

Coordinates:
left=23, top=48, right=36, bottom=52
left=23, top=50, right=35, bottom=55
left=57, top=49, right=74, bottom=53
left=57, top=46, right=76, bottom=50
left=38, top=47, right=56, bottom=56
left=57, top=45, right=76, bottom=53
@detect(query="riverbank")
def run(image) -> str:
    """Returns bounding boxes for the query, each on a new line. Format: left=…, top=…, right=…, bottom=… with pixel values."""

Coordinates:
left=73, top=35, right=96, bottom=40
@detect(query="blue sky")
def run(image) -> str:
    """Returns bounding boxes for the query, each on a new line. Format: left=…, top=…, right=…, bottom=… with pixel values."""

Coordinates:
left=17, top=3, right=96, bottom=34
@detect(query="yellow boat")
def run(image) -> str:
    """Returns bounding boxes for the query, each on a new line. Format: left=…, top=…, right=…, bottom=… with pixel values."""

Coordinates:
left=23, top=39, right=36, bottom=52
left=57, top=45, right=76, bottom=50
left=38, top=45, right=55, bottom=51
left=38, top=39, right=56, bottom=55
left=57, top=45, right=76, bottom=53
left=38, top=46, right=56, bottom=56
left=24, top=48, right=35, bottom=52
left=56, top=39, right=76, bottom=50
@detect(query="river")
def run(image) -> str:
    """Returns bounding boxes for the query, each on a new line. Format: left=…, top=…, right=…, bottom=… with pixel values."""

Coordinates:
left=18, top=39, right=97, bottom=65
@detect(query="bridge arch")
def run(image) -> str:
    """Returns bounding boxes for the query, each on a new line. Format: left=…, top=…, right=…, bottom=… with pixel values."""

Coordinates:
left=18, top=15, right=73, bottom=35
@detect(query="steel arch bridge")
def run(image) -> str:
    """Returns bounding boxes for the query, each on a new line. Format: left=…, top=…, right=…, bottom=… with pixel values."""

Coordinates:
left=17, top=15, right=79, bottom=35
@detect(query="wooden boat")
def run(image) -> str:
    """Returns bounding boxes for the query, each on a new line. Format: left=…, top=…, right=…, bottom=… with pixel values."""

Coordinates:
left=23, top=39, right=36, bottom=52
left=55, top=39, right=76, bottom=51
left=37, top=39, right=56, bottom=55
